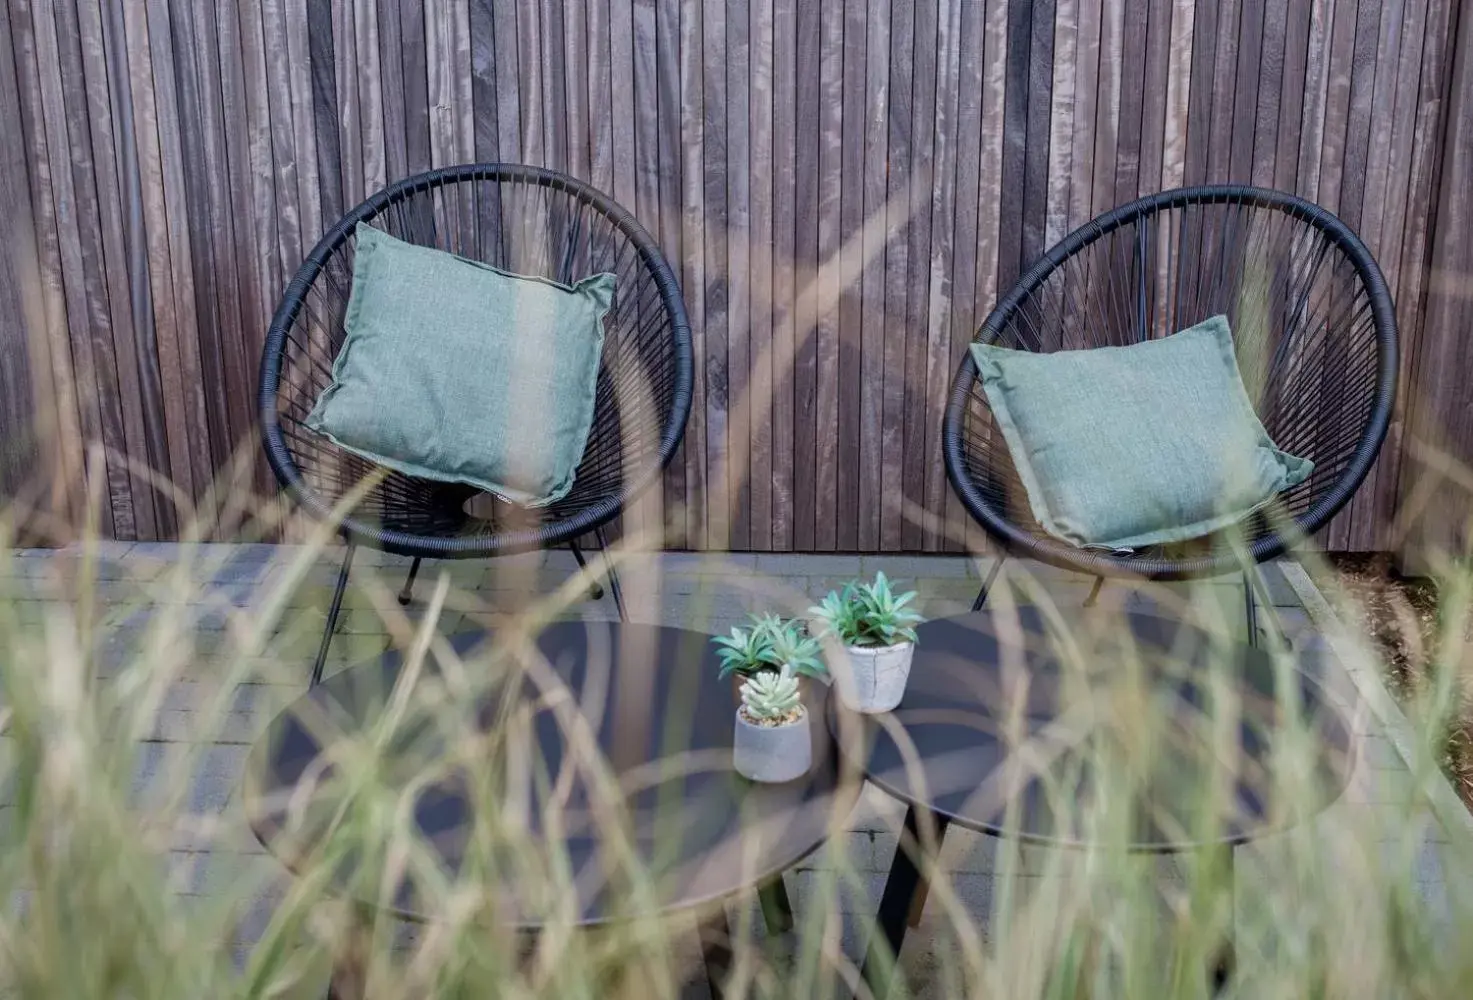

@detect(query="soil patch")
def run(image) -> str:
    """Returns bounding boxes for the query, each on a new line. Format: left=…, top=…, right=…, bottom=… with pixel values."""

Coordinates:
left=1329, top=554, right=1472, bottom=812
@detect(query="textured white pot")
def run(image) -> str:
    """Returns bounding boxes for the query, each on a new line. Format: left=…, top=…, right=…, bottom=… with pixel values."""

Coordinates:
left=732, top=706, right=812, bottom=783
left=833, top=641, right=915, bottom=713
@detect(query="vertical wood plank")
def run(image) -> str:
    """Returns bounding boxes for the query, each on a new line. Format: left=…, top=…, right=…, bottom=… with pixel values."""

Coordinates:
left=1180, top=0, right=1215, bottom=185
left=1137, top=0, right=1174, bottom=196
left=353, top=0, right=386, bottom=191
left=1021, top=0, right=1054, bottom=266
left=770, top=0, right=797, bottom=550
left=879, top=0, right=913, bottom=551
left=678, top=0, right=707, bottom=547
left=962, top=0, right=1008, bottom=553
left=1115, top=0, right=1150, bottom=204
left=652, top=0, right=680, bottom=544
left=0, top=0, right=47, bottom=506
left=331, top=0, right=362, bottom=204
left=11, top=0, right=87, bottom=526
left=1249, top=0, right=1286, bottom=187
left=145, top=0, right=214, bottom=503
left=468, top=0, right=500, bottom=163
left=835, top=0, right=865, bottom=551
left=918, top=0, right=960, bottom=551
left=516, top=0, right=544, bottom=164
left=1314, top=0, right=1356, bottom=210
left=115, top=0, right=193, bottom=510
left=996, top=0, right=1030, bottom=288
left=172, top=0, right=235, bottom=480
left=1089, top=0, right=1122, bottom=211
left=1044, top=0, right=1078, bottom=247
left=33, top=0, right=124, bottom=534
left=401, top=0, right=432, bottom=173
left=1067, top=0, right=1101, bottom=224
left=539, top=0, right=568, bottom=171
left=587, top=0, right=612, bottom=191
left=725, top=0, right=751, bottom=548
left=1353, top=0, right=1412, bottom=550
left=700, top=0, right=729, bottom=548
left=1202, top=0, right=1240, bottom=185
left=791, top=0, right=821, bottom=551
left=491, top=0, right=520, bottom=164
left=377, top=0, right=409, bottom=179
left=934, top=0, right=986, bottom=552
left=1228, top=0, right=1265, bottom=184
left=562, top=0, right=588, bottom=180
left=856, top=0, right=890, bottom=551
left=1400, top=0, right=1470, bottom=564
left=77, top=0, right=160, bottom=536
left=1272, top=0, right=1312, bottom=192
left=900, top=0, right=938, bottom=551
left=1160, top=0, right=1194, bottom=190
left=813, top=0, right=843, bottom=551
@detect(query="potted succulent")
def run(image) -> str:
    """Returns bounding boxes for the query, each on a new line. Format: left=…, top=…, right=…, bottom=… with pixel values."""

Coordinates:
left=713, top=614, right=827, bottom=684
left=731, top=666, right=812, bottom=783
left=713, top=615, right=825, bottom=783
left=809, top=572, right=923, bottom=714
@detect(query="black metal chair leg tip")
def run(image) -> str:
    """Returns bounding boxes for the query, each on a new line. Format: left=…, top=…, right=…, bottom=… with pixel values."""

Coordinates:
left=589, top=581, right=604, bottom=600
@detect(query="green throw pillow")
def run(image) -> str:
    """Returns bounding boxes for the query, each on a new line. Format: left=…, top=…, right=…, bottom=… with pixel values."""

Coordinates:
left=306, top=223, right=615, bottom=507
left=970, top=315, right=1313, bottom=550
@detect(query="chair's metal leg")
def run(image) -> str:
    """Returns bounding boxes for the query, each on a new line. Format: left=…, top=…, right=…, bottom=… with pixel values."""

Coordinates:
left=396, top=557, right=422, bottom=606
left=311, top=542, right=356, bottom=689
left=594, top=525, right=627, bottom=622
left=1083, top=576, right=1105, bottom=608
left=862, top=805, right=950, bottom=999
left=757, top=874, right=794, bottom=934
left=698, top=907, right=733, bottom=1000
left=1243, top=570, right=1259, bottom=648
left=972, top=556, right=1006, bottom=611
left=568, top=541, right=605, bottom=600
left=1245, top=564, right=1288, bottom=649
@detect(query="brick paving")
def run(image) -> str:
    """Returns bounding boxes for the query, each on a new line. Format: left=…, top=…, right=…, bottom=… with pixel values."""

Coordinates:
left=2, top=542, right=1467, bottom=997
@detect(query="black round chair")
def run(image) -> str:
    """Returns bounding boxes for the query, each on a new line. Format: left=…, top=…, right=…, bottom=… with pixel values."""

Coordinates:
left=943, top=186, right=1397, bottom=625
left=259, top=165, right=693, bottom=682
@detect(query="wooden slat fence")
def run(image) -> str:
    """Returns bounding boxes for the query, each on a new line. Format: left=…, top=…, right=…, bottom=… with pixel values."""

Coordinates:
left=0, top=0, right=1464, bottom=554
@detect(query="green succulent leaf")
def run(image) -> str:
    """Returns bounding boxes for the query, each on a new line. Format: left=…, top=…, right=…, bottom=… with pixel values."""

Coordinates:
left=740, top=665, right=803, bottom=721
left=807, top=572, right=925, bottom=648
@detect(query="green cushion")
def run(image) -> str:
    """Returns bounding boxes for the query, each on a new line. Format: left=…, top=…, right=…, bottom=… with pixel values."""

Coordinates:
left=970, top=315, right=1313, bottom=550
left=306, top=223, right=615, bottom=507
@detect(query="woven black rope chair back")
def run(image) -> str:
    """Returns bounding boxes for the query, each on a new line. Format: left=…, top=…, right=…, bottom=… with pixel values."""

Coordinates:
left=944, top=186, right=1397, bottom=580
left=259, top=165, right=693, bottom=558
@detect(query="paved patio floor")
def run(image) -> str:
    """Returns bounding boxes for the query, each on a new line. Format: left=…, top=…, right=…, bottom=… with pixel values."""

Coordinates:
left=2, top=542, right=1468, bottom=997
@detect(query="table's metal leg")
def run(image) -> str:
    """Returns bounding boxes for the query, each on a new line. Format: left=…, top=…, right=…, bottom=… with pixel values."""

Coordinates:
left=324, top=903, right=371, bottom=999
left=1212, top=847, right=1237, bottom=993
left=758, top=874, right=794, bottom=934
left=698, top=907, right=734, bottom=1000
left=862, top=804, right=950, bottom=999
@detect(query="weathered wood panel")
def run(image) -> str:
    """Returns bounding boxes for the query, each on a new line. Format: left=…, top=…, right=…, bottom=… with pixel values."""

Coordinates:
left=3, top=0, right=1462, bottom=556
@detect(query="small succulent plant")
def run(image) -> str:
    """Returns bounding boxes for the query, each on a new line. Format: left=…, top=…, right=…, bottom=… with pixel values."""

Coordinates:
left=739, top=665, right=803, bottom=725
left=713, top=614, right=828, bottom=680
left=808, top=571, right=923, bottom=648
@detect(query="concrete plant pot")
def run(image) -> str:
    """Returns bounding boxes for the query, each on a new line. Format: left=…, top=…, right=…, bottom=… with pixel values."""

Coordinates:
left=732, top=706, right=812, bottom=783
left=833, top=641, right=915, bottom=713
